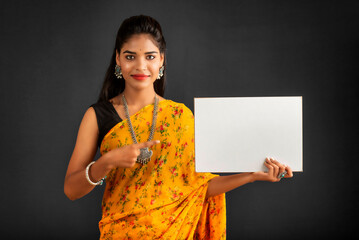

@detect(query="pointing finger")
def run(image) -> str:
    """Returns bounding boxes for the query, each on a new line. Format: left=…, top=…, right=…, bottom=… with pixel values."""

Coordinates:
left=135, top=140, right=160, bottom=149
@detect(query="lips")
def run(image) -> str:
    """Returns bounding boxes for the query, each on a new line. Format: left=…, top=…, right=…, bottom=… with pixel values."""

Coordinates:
left=131, top=74, right=150, bottom=80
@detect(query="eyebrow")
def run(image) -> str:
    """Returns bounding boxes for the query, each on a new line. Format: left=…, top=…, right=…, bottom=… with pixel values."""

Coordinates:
left=123, top=50, right=158, bottom=54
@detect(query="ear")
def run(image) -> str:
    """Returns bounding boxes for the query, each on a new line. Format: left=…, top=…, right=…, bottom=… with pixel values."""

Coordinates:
left=115, top=50, right=120, bottom=66
left=160, top=53, right=164, bottom=67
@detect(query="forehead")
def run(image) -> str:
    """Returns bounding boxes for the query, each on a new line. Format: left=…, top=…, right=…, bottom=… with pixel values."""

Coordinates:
left=121, top=34, right=159, bottom=52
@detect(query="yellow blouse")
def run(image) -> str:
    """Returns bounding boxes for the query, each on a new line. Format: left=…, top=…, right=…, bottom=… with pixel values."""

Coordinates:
left=99, top=100, right=226, bottom=239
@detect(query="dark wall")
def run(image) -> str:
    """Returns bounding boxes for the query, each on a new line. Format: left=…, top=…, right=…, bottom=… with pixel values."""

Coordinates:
left=1, top=0, right=358, bottom=239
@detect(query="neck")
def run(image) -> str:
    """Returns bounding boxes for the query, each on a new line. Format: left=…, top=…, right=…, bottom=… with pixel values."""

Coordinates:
left=121, top=87, right=157, bottom=107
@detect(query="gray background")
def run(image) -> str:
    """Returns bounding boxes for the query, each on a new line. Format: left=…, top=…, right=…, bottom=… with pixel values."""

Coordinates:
left=1, top=0, right=358, bottom=239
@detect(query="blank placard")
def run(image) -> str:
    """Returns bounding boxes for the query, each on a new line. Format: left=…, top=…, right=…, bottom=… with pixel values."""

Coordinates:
left=194, top=97, right=302, bottom=172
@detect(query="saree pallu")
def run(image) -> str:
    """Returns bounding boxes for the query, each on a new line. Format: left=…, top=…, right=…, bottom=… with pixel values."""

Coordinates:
left=99, top=100, right=226, bottom=240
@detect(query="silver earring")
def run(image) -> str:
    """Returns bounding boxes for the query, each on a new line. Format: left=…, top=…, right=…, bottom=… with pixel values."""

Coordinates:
left=114, top=65, right=123, bottom=79
left=157, top=66, right=164, bottom=79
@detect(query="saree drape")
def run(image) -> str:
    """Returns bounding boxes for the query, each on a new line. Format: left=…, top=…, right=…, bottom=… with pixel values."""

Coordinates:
left=99, top=100, right=226, bottom=240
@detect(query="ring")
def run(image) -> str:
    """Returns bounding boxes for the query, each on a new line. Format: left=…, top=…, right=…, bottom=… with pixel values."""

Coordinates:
left=277, top=171, right=287, bottom=179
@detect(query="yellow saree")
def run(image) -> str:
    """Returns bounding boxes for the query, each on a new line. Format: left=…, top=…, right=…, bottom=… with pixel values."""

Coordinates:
left=99, top=100, right=226, bottom=239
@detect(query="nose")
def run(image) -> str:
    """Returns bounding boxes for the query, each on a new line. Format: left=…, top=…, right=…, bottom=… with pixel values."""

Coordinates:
left=136, top=57, right=147, bottom=71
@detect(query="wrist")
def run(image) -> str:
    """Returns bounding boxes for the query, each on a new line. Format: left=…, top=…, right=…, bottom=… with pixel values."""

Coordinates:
left=86, top=161, right=106, bottom=185
left=99, top=152, right=115, bottom=172
left=249, top=172, right=258, bottom=183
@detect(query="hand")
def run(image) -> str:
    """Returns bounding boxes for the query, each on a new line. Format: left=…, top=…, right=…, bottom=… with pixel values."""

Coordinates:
left=105, top=140, right=160, bottom=168
left=252, top=157, right=293, bottom=182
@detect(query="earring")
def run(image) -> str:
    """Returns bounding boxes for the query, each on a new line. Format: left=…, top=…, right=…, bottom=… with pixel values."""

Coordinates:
left=114, top=65, right=123, bottom=79
left=157, top=66, right=164, bottom=79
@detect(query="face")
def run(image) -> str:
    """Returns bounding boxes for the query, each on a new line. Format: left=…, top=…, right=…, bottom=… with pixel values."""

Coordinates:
left=116, top=34, right=164, bottom=92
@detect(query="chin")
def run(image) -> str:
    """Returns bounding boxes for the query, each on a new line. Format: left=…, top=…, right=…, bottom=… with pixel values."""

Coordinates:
left=126, top=82, right=155, bottom=92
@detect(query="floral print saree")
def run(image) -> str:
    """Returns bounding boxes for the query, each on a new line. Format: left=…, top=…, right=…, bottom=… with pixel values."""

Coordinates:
left=99, top=100, right=226, bottom=239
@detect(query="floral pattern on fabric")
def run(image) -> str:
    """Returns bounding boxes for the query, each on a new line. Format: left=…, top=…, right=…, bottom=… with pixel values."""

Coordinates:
left=99, top=100, right=226, bottom=239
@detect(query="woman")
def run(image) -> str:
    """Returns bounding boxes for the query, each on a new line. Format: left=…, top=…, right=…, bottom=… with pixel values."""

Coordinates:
left=64, top=15, right=293, bottom=239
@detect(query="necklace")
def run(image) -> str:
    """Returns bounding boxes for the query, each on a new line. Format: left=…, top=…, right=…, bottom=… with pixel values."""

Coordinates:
left=122, top=94, right=158, bottom=164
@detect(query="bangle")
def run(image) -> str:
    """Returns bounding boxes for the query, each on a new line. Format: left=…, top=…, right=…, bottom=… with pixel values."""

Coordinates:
left=85, top=161, right=106, bottom=186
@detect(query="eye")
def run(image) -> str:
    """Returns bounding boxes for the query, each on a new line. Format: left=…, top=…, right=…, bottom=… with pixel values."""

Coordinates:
left=146, top=55, right=155, bottom=60
left=125, top=55, right=134, bottom=60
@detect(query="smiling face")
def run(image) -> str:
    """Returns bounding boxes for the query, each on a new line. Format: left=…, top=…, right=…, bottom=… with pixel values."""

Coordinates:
left=116, top=33, right=164, bottom=93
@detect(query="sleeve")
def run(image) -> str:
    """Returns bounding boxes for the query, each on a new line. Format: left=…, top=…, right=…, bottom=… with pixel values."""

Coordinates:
left=91, top=101, right=122, bottom=148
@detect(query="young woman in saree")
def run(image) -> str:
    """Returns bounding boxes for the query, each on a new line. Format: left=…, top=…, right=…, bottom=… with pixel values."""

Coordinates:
left=64, top=15, right=293, bottom=239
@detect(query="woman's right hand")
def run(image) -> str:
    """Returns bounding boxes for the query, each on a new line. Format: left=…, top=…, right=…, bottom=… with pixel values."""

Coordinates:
left=105, top=140, right=160, bottom=168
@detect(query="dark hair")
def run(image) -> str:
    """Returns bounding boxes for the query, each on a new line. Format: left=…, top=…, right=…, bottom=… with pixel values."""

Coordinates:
left=98, top=15, right=167, bottom=102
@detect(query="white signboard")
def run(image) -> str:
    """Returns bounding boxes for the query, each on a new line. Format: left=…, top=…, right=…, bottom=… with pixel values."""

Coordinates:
left=194, top=97, right=302, bottom=172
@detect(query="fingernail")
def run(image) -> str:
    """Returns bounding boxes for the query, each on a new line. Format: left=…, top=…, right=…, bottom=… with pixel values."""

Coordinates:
left=155, top=140, right=160, bottom=144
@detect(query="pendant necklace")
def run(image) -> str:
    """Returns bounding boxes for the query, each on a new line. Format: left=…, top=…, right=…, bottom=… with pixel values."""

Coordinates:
left=122, top=94, right=158, bottom=164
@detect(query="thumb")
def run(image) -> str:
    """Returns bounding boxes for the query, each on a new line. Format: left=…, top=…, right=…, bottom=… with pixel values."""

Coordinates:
left=135, top=140, right=160, bottom=149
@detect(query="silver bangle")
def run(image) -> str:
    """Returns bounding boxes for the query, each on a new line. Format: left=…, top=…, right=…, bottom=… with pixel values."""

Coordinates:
left=85, top=161, right=106, bottom=186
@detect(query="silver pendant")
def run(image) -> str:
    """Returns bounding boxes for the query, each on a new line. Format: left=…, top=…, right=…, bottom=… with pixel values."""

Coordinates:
left=122, top=94, right=158, bottom=165
left=137, top=148, right=153, bottom=164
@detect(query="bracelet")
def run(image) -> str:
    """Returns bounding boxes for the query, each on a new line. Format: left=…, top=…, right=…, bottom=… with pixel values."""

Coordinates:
left=85, top=161, right=106, bottom=186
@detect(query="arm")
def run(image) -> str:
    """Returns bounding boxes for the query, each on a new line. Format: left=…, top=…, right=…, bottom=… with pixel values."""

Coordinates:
left=64, top=108, right=112, bottom=201
left=64, top=108, right=161, bottom=201
left=206, top=173, right=255, bottom=198
left=206, top=158, right=293, bottom=198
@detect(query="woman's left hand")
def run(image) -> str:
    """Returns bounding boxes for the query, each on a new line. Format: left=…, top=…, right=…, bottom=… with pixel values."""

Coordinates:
left=252, top=157, right=293, bottom=182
